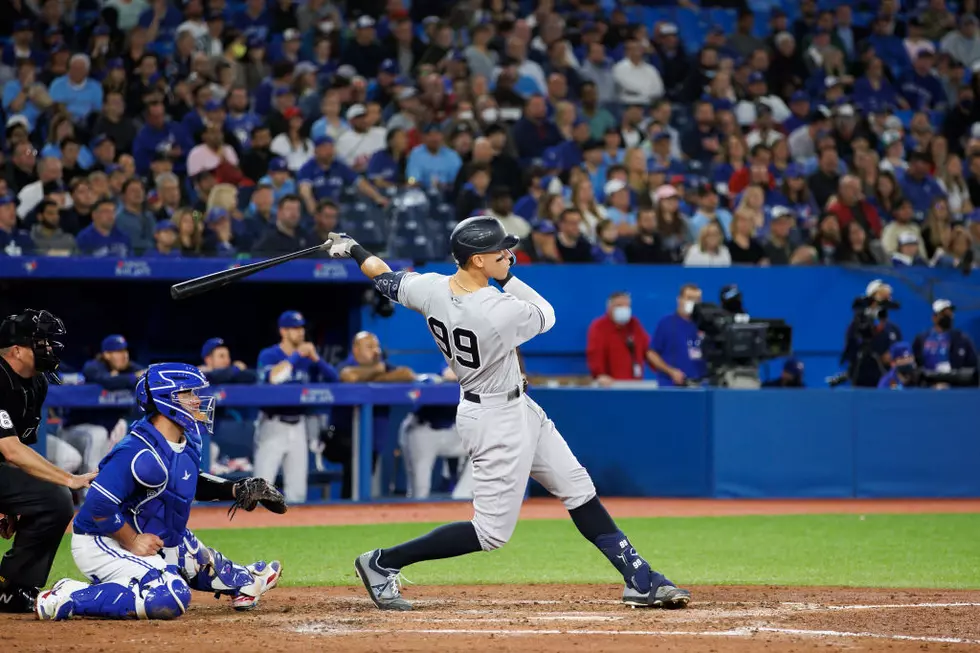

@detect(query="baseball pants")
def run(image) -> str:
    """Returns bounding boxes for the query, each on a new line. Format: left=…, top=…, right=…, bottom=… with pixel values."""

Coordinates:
left=0, top=463, right=74, bottom=587
left=253, top=414, right=308, bottom=504
left=398, top=414, right=473, bottom=499
left=57, top=424, right=110, bottom=474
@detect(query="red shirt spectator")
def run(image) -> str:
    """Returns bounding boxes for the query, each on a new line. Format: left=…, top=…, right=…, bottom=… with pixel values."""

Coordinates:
left=586, top=292, right=650, bottom=384
left=828, top=175, right=883, bottom=238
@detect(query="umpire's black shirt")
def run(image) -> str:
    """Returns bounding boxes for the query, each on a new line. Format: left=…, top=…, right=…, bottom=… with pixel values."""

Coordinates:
left=0, top=357, right=47, bottom=462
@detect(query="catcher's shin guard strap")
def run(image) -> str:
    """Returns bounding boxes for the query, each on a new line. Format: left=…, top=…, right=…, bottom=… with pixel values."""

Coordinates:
left=189, top=548, right=257, bottom=596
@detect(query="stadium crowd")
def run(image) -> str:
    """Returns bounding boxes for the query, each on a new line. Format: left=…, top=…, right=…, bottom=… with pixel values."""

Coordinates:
left=0, top=0, right=978, bottom=268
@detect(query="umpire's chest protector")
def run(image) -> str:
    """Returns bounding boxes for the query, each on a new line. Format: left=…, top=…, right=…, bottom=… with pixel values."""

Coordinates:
left=129, top=425, right=202, bottom=548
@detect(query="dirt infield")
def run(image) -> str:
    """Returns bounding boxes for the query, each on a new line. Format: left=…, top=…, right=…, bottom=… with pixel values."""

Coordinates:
left=7, top=498, right=980, bottom=652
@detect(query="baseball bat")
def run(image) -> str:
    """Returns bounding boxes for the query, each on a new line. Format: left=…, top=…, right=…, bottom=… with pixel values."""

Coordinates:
left=170, top=241, right=330, bottom=300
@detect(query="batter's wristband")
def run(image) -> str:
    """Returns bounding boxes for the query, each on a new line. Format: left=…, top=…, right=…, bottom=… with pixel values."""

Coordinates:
left=350, top=244, right=372, bottom=266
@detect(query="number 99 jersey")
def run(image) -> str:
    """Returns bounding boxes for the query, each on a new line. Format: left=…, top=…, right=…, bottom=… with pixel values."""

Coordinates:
left=375, top=271, right=550, bottom=394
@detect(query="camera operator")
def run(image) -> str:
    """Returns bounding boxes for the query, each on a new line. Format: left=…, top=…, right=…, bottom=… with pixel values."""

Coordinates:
left=840, top=280, right=903, bottom=387
left=650, top=284, right=706, bottom=387
left=763, top=358, right=805, bottom=387
left=878, top=341, right=920, bottom=389
left=912, top=299, right=978, bottom=387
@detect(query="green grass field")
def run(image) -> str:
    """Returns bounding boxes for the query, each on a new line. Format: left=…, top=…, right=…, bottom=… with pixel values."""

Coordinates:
left=6, top=514, right=980, bottom=589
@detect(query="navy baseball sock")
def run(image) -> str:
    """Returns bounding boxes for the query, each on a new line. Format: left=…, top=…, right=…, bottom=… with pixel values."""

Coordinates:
left=378, top=521, right=482, bottom=570
left=570, top=497, right=667, bottom=593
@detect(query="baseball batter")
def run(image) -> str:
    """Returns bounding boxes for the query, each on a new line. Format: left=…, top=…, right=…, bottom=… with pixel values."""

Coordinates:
left=35, top=362, right=287, bottom=621
left=326, top=217, right=690, bottom=611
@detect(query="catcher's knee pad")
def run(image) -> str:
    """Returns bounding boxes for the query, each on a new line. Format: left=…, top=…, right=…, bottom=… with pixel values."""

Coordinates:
left=70, top=582, right=139, bottom=620
left=139, top=571, right=191, bottom=620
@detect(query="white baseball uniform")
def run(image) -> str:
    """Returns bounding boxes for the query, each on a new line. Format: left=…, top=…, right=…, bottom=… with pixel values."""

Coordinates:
left=389, top=272, right=596, bottom=550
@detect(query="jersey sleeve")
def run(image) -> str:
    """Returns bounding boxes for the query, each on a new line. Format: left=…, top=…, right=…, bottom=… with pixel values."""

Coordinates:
left=485, top=291, right=551, bottom=349
left=373, top=271, right=432, bottom=312
left=87, top=447, right=140, bottom=519
left=0, top=407, right=15, bottom=440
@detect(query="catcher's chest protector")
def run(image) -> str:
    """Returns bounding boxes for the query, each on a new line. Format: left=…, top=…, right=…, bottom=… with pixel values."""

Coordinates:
left=129, top=427, right=201, bottom=548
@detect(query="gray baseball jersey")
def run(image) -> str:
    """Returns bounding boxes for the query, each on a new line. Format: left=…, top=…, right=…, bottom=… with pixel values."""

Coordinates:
left=382, top=271, right=596, bottom=551
left=395, top=272, right=547, bottom=394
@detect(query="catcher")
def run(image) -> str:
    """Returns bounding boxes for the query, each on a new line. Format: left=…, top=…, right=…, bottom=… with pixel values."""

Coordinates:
left=34, top=362, right=288, bottom=621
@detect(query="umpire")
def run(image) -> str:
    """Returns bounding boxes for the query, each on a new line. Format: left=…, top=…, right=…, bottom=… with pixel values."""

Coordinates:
left=0, top=309, right=93, bottom=613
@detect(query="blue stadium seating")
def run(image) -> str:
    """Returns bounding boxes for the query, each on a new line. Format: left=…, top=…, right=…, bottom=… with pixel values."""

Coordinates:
left=340, top=201, right=389, bottom=251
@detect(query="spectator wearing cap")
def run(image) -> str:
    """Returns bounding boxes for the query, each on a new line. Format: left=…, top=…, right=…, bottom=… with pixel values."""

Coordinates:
left=270, top=107, right=314, bottom=172
left=652, top=22, right=690, bottom=101
left=1, top=21, right=39, bottom=73
left=736, top=74, right=791, bottom=128
left=612, top=39, right=664, bottom=105
left=343, top=15, right=385, bottom=78
left=807, top=147, right=842, bottom=210
left=298, top=135, right=387, bottom=214
left=891, top=230, right=929, bottom=266
left=899, top=50, right=946, bottom=111
left=266, top=85, right=300, bottom=139
left=486, top=185, right=531, bottom=239
left=201, top=207, right=239, bottom=257
left=787, top=106, right=832, bottom=164
left=828, top=175, right=884, bottom=238
left=901, top=152, right=947, bottom=220
left=276, top=28, right=303, bottom=65
left=681, top=101, right=721, bottom=166
left=913, top=299, right=978, bottom=384
left=653, top=185, right=692, bottom=260
left=241, top=124, right=274, bottom=182
left=224, top=87, right=260, bottom=150
left=382, top=15, right=425, bottom=79
left=133, top=94, right=193, bottom=175
left=689, top=184, right=734, bottom=240
left=586, top=291, right=652, bottom=386
left=75, top=197, right=131, bottom=257
left=138, top=0, right=188, bottom=52
left=0, top=194, right=32, bottom=256
left=199, top=337, right=258, bottom=385
left=2, top=59, right=48, bottom=134
left=763, top=358, right=806, bottom=387
left=48, top=54, right=102, bottom=124
left=603, top=179, right=636, bottom=235
left=367, top=58, right=401, bottom=107
left=880, top=197, right=925, bottom=256
left=145, top=220, right=179, bottom=257
left=647, top=131, right=686, bottom=177
left=232, top=0, right=271, bottom=43
left=763, top=206, right=803, bottom=264
left=260, top=157, right=297, bottom=205
left=877, top=341, right=919, bottom=389
left=852, top=57, right=904, bottom=115
left=782, top=92, right=812, bottom=134
left=405, top=123, right=462, bottom=191
left=336, top=103, right=388, bottom=172
left=113, top=177, right=154, bottom=253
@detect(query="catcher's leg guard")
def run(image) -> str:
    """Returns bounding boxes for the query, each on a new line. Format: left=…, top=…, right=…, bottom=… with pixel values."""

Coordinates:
left=71, top=569, right=190, bottom=620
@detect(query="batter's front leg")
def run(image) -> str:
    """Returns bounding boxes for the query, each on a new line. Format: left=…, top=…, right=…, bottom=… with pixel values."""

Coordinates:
left=525, top=397, right=691, bottom=609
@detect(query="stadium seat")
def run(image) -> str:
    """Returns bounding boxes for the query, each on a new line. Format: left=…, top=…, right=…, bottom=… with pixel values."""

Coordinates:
left=708, top=8, right=738, bottom=35
left=431, top=202, right=456, bottom=223
left=894, top=110, right=914, bottom=129
left=388, top=232, right=438, bottom=261
left=340, top=201, right=389, bottom=250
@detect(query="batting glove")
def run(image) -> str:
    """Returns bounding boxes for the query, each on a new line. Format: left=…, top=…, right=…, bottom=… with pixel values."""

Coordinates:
left=326, top=232, right=358, bottom=258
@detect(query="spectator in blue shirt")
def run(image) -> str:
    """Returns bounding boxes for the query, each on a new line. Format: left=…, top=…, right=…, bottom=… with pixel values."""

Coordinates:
left=406, top=124, right=463, bottom=191
left=511, top=95, right=563, bottom=165
left=852, top=57, right=905, bottom=113
left=912, top=299, right=978, bottom=385
left=75, top=198, right=131, bottom=257
left=366, top=128, right=409, bottom=189
left=132, top=96, right=193, bottom=175
left=138, top=1, right=184, bottom=55
left=0, top=194, right=33, bottom=256
left=48, top=54, right=104, bottom=124
left=199, top=337, right=258, bottom=385
left=297, top=135, right=388, bottom=215
left=878, top=341, right=918, bottom=389
left=144, top=221, right=180, bottom=258
left=233, top=0, right=271, bottom=43
left=2, top=59, right=46, bottom=132
left=900, top=151, right=947, bottom=220
left=591, top=218, right=626, bottom=263
left=650, top=284, right=707, bottom=387
left=891, top=231, right=929, bottom=266
left=899, top=50, right=947, bottom=111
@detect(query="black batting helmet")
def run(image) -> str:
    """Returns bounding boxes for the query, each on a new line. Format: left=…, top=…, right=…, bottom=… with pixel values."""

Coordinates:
left=450, top=216, right=520, bottom=266
left=0, top=309, right=66, bottom=373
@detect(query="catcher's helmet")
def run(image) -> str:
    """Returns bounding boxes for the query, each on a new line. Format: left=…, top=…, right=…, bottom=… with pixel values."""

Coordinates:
left=0, top=309, right=66, bottom=373
left=450, top=216, right=520, bottom=266
left=136, top=362, right=215, bottom=445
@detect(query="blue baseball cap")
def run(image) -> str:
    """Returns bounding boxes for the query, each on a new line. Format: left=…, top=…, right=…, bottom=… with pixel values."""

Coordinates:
left=713, top=98, right=734, bottom=112
left=278, top=311, right=306, bottom=328
left=783, top=358, right=804, bottom=379
left=890, top=341, right=913, bottom=361
left=247, top=34, right=265, bottom=48
left=967, top=208, right=980, bottom=223
left=785, top=163, right=803, bottom=178
left=93, top=25, right=110, bottom=36
left=201, top=337, right=226, bottom=359
left=653, top=131, right=671, bottom=142
left=747, top=71, right=765, bottom=84
left=647, top=160, right=667, bottom=174
left=0, top=194, right=15, bottom=206
left=204, top=99, right=223, bottom=112
left=13, top=20, right=32, bottom=32
left=420, top=123, right=441, bottom=134
left=101, top=334, right=128, bottom=352
left=105, top=163, right=123, bottom=175
left=533, top=219, right=556, bottom=234
left=268, top=157, right=289, bottom=172
left=274, top=86, right=292, bottom=97
left=154, top=221, right=177, bottom=233
left=106, top=58, right=124, bottom=70
left=205, top=207, right=229, bottom=223
left=379, top=58, right=398, bottom=74
left=790, top=90, right=809, bottom=103
left=541, top=148, right=561, bottom=169
left=91, top=134, right=110, bottom=148
left=313, top=134, right=334, bottom=147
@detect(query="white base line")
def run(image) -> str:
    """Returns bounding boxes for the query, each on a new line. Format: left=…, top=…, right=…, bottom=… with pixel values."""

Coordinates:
left=754, top=627, right=980, bottom=645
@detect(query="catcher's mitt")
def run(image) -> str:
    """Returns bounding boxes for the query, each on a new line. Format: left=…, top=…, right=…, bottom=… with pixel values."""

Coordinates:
left=228, top=477, right=288, bottom=520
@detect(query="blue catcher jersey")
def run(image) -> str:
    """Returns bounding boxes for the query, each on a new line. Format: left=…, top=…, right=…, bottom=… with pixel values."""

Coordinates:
left=74, top=417, right=201, bottom=548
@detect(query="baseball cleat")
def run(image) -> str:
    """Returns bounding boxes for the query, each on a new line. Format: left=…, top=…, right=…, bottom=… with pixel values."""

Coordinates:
left=622, top=583, right=691, bottom=609
left=35, top=578, right=88, bottom=621
left=354, top=549, right=412, bottom=611
left=231, top=560, right=282, bottom=611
